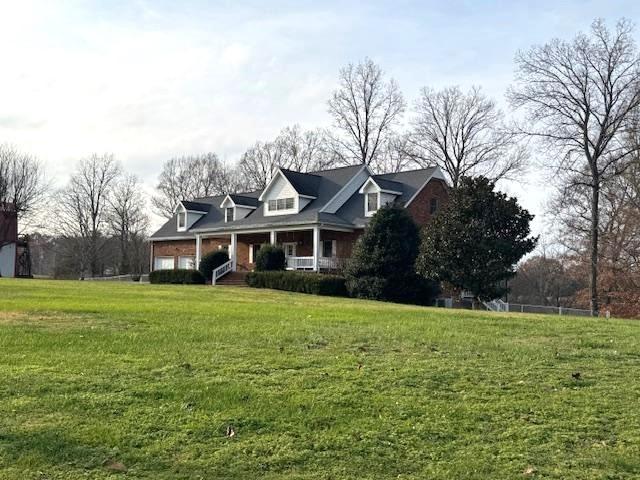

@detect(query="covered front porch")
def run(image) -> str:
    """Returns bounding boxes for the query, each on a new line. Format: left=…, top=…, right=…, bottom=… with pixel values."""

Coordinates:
left=195, top=225, right=356, bottom=275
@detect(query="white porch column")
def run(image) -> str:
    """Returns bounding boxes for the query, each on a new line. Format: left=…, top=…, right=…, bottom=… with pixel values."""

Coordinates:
left=230, top=233, right=238, bottom=271
left=270, top=230, right=276, bottom=245
left=312, top=226, right=321, bottom=272
left=195, top=234, right=202, bottom=268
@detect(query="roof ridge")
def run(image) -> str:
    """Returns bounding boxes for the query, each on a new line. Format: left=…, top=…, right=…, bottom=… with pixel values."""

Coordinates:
left=193, top=189, right=261, bottom=201
left=306, top=164, right=364, bottom=174
left=376, top=166, right=436, bottom=176
left=279, top=167, right=322, bottom=178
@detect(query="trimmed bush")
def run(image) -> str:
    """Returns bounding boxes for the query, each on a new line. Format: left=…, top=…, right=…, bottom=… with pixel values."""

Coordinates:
left=255, top=244, right=286, bottom=271
left=246, top=271, right=347, bottom=296
left=199, top=250, right=229, bottom=280
left=345, top=205, right=439, bottom=305
left=149, top=269, right=206, bottom=285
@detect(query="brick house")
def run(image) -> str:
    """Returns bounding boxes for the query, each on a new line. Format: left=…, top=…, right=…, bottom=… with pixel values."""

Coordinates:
left=150, top=165, right=448, bottom=281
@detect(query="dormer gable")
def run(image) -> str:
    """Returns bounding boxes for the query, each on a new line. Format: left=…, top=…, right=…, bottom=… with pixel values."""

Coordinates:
left=219, top=194, right=257, bottom=222
left=358, top=177, right=403, bottom=217
left=258, top=167, right=319, bottom=216
left=176, top=200, right=209, bottom=231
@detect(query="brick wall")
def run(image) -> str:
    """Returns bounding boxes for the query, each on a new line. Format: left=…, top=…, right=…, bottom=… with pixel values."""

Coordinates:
left=152, top=237, right=232, bottom=270
left=321, top=230, right=362, bottom=258
left=405, top=178, right=449, bottom=226
left=201, top=237, right=230, bottom=256
left=237, top=233, right=270, bottom=271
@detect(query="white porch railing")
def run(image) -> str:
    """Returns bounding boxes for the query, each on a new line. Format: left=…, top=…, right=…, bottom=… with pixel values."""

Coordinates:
left=286, top=256, right=346, bottom=271
left=286, top=256, right=315, bottom=270
left=317, top=257, right=346, bottom=270
left=212, top=260, right=233, bottom=285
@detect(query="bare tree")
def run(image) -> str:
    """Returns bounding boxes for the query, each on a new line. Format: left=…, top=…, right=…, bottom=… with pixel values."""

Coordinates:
left=276, top=125, right=336, bottom=172
left=0, top=144, right=48, bottom=236
left=152, top=153, right=229, bottom=218
left=237, top=141, right=283, bottom=190
left=510, top=254, right=582, bottom=307
left=57, top=154, right=121, bottom=277
left=408, top=86, right=527, bottom=188
left=328, top=58, right=405, bottom=166
left=371, top=133, right=419, bottom=174
left=237, top=125, right=337, bottom=189
left=508, top=18, right=640, bottom=315
left=108, top=174, right=149, bottom=275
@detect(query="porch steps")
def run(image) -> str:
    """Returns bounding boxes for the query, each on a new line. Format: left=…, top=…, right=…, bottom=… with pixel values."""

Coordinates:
left=215, top=271, right=248, bottom=287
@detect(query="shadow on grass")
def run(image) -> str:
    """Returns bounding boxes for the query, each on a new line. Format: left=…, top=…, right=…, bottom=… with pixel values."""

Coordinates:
left=0, top=427, right=111, bottom=471
left=0, top=426, right=177, bottom=476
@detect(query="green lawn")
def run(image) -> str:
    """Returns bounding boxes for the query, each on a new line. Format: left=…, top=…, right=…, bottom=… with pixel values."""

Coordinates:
left=0, top=279, right=639, bottom=479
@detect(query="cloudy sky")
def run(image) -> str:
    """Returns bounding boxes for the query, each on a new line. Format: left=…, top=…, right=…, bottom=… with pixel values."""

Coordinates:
left=1, top=0, right=639, bottom=233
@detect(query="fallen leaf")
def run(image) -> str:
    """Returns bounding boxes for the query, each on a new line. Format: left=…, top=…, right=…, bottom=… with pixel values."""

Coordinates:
left=103, top=460, right=127, bottom=473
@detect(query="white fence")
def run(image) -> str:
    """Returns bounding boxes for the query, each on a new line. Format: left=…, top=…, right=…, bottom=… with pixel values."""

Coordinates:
left=435, top=297, right=594, bottom=317
left=503, top=302, right=593, bottom=317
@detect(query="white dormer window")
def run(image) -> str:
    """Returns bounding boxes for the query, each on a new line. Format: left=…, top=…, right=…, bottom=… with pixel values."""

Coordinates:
left=176, top=205, right=187, bottom=231
left=359, top=177, right=402, bottom=217
left=366, top=192, right=379, bottom=214
left=259, top=168, right=317, bottom=216
left=220, top=194, right=256, bottom=222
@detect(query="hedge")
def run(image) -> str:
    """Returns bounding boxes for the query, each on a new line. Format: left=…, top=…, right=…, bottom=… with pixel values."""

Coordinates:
left=246, top=271, right=347, bottom=296
left=149, top=269, right=206, bottom=285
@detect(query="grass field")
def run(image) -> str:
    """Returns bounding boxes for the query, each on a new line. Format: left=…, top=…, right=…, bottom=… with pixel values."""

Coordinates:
left=1, top=279, right=639, bottom=479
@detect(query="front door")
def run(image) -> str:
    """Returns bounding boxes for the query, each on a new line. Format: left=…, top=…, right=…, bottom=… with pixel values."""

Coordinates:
left=282, top=242, right=296, bottom=258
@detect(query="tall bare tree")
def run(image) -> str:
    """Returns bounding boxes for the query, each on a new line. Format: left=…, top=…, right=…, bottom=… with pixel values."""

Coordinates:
left=508, top=18, right=640, bottom=315
left=108, top=174, right=149, bottom=275
left=370, top=133, right=418, bottom=174
left=237, top=125, right=337, bottom=189
left=276, top=125, right=335, bottom=172
left=57, top=154, right=121, bottom=276
left=0, top=144, right=48, bottom=237
left=152, top=153, right=229, bottom=218
left=328, top=58, right=405, bottom=166
left=237, top=141, right=283, bottom=190
left=408, top=86, right=527, bottom=188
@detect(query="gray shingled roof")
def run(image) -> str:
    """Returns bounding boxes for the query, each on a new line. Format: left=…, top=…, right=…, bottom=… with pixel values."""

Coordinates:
left=150, top=165, right=438, bottom=238
left=181, top=200, right=211, bottom=212
left=228, top=194, right=259, bottom=208
left=371, top=176, right=404, bottom=193
left=279, top=169, right=322, bottom=197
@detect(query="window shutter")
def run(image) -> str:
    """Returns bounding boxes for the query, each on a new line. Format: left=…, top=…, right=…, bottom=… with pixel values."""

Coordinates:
left=331, top=240, right=337, bottom=257
left=249, top=244, right=253, bottom=263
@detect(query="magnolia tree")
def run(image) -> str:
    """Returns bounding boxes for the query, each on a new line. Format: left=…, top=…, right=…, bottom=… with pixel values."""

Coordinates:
left=416, top=176, right=537, bottom=302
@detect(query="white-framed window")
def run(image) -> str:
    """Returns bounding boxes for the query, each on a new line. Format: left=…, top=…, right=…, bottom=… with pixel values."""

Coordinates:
left=322, top=240, right=336, bottom=258
left=366, top=192, right=379, bottom=215
left=154, top=256, right=175, bottom=270
left=282, top=242, right=296, bottom=257
left=177, top=211, right=186, bottom=229
left=430, top=198, right=439, bottom=214
left=178, top=256, right=196, bottom=270
left=226, top=207, right=234, bottom=222
left=268, top=197, right=295, bottom=212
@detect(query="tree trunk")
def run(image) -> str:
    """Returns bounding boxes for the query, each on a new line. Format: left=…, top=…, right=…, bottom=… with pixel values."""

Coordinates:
left=590, top=183, right=600, bottom=317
